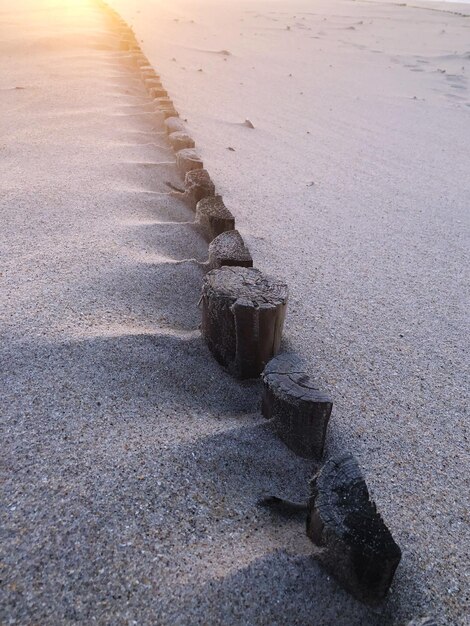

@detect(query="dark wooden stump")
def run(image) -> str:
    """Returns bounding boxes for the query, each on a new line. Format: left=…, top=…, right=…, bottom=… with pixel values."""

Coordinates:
left=164, top=116, right=186, bottom=135
left=306, top=453, right=402, bottom=605
left=261, top=353, right=332, bottom=460
left=208, top=230, right=253, bottom=270
left=201, top=267, right=288, bottom=379
left=168, top=131, right=195, bottom=152
left=176, top=148, right=203, bottom=177
left=183, top=169, right=215, bottom=210
left=196, top=196, right=235, bottom=242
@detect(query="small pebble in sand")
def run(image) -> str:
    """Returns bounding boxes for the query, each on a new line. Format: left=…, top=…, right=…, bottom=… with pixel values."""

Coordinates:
left=227, top=147, right=236, bottom=151
left=243, top=119, right=255, bottom=129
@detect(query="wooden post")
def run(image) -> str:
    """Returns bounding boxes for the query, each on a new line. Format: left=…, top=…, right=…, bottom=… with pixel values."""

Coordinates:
left=159, top=104, right=179, bottom=119
left=261, top=353, right=332, bottom=459
left=176, top=148, right=203, bottom=177
left=141, top=70, right=159, bottom=82
left=168, top=131, right=195, bottom=152
left=149, top=87, right=168, bottom=99
left=196, top=196, right=235, bottom=242
left=164, top=117, right=186, bottom=135
left=201, top=267, right=288, bottom=379
left=306, top=453, right=402, bottom=605
left=145, top=77, right=164, bottom=90
left=208, top=230, right=253, bottom=270
left=183, top=169, right=215, bottom=210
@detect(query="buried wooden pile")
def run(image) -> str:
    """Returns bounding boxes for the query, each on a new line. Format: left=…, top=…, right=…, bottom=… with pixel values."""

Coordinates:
left=201, top=266, right=288, bottom=379
left=307, top=453, right=402, bottom=605
left=262, top=352, right=332, bottom=460
left=97, top=0, right=402, bottom=607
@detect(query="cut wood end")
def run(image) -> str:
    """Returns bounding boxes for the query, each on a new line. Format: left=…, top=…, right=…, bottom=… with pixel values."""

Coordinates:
left=204, top=266, right=288, bottom=308
left=208, top=230, right=253, bottom=270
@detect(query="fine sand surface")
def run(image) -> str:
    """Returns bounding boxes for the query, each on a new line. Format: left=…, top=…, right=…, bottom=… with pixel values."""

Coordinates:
left=1, top=1, right=469, bottom=626
left=114, top=0, right=470, bottom=623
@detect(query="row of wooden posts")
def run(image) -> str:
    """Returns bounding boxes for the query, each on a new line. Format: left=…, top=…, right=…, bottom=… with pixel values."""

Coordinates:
left=98, top=0, right=403, bottom=609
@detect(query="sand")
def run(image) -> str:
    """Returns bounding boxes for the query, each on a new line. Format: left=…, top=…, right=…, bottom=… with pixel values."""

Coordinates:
left=106, top=0, right=470, bottom=622
left=1, top=0, right=469, bottom=624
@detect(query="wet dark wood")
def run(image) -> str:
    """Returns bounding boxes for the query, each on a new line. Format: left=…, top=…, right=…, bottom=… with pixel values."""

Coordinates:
left=261, top=353, right=332, bottom=459
left=183, top=169, right=215, bottom=210
left=176, top=148, right=203, bottom=177
left=208, top=230, right=253, bottom=270
left=168, top=131, right=195, bottom=152
left=196, top=196, right=235, bottom=242
left=201, top=267, right=288, bottom=379
left=307, top=453, right=402, bottom=605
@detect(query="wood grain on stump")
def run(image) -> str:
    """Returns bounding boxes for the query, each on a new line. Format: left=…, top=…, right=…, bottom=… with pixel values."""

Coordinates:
left=183, top=169, right=215, bottom=210
left=176, top=148, right=203, bottom=177
left=168, top=131, right=195, bottom=152
left=208, top=230, right=253, bottom=270
left=262, top=353, right=332, bottom=459
left=196, top=195, right=235, bottom=242
left=201, top=267, right=288, bottom=379
left=165, top=116, right=186, bottom=135
left=307, top=453, right=402, bottom=605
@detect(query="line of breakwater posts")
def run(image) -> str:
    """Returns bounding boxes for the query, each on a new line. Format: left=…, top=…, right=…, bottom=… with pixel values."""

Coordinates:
left=95, top=0, right=407, bottom=610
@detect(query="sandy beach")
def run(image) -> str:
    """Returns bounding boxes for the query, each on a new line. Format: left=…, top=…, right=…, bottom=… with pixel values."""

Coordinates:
left=1, top=0, right=469, bottom=624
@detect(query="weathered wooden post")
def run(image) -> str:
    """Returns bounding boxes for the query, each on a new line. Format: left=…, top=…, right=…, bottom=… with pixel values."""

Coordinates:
left=261, top=353, right=332, bottom=459
left=176, top=148, right=203, bottom=177
left=168, top=131, right=195, bottom=152
left=196, top=196, right=235, bottom=241
left=164, top=116, right=186, bottom=135
left=183, top=169, right=215, bottom=210
left=149, top=86, right=168, bottom=99
left=201, top=266, right=288, bottom=379
left=208, top=230, right=253, bottom=269
left=307, top=453, right=402, bottom=605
